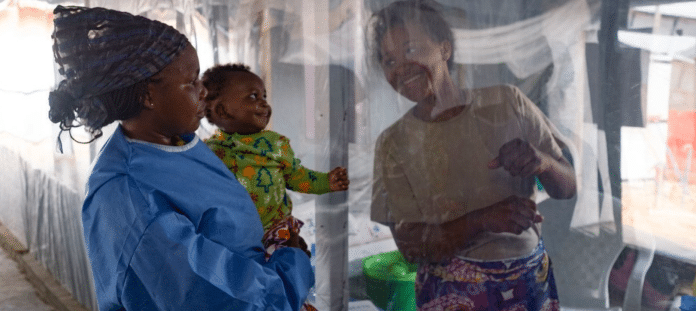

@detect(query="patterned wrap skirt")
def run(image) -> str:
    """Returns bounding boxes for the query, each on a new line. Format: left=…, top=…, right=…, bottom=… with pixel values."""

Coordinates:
left=262, top=216, right=317, bottom=311
left=415, top=240, right=560, bottom=311
left=262, top=215, right=305, bottom=257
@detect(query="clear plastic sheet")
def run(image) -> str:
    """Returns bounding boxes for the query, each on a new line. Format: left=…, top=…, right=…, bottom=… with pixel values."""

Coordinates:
left=0, top=145, right=97, bottom=310
left=1, top=0, right=695, bottom=310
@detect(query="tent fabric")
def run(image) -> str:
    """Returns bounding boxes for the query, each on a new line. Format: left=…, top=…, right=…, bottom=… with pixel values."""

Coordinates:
left=24, top=165, right=97, bottom=310
left=0, top=0, right=639, bottom=310
left=0, top=145, right=97, bottom=310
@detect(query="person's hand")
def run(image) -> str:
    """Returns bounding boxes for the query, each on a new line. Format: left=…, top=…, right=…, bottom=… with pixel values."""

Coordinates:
left=328, top=167, right=349, bottom=192
left=479, top=195, right=543, bottom=234
left=392, top=222, right=458, bottom=264
left=488, top=138, right=549, bottom=177
left=296, top=236, right=311, bottom=258
left=285, top=230, right=311, bottom=258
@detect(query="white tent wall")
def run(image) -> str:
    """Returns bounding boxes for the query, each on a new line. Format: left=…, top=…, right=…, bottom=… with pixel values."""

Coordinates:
left=2, top=0, right=694, bottom=310
left=0, top=0, right=606, bottom=309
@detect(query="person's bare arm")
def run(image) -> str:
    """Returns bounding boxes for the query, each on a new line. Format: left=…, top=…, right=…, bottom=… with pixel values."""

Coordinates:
left=536, top=153, right=576, bottom=199
left=389, top=195, right=543, bottom=264
left=488, top=138, right=576, bottom=199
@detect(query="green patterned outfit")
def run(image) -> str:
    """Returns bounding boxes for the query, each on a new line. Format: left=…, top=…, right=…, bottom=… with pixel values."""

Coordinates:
left=206, top=130, right=331, bottom=231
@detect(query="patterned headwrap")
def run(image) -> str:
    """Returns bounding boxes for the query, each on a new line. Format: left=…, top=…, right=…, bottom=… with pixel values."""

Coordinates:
left=51, top=5, right=189, bottom=100
left=48, top=5, right=190, bottom=150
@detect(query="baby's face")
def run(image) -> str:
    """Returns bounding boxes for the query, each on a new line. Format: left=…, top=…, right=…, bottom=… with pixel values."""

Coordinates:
left=212, top=71, right=271, bottom=135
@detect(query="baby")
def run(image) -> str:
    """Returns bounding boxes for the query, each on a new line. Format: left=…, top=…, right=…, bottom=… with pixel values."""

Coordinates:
left=203, top=63, right=350, bottom=258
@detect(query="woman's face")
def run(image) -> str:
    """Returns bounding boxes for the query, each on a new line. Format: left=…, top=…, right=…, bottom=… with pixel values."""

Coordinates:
left=379, top=22, right=451, bottom=104
left=147, top=44, right=207, bottom=136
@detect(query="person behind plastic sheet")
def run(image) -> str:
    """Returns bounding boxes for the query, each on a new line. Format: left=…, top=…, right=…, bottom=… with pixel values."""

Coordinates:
left=48, top=6, right=313, bottom=311
left=201, top=63, right=349, bottom=268
left=368, top=1, right=577, bottom=310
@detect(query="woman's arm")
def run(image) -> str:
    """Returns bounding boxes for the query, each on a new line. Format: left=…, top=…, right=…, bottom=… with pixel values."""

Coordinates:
left=389, top=195, right=543, bottom=264
left=389, top=213, right=481, bottom=264
left=488, top=138, right=577, bottom=199
left=537, top=152, right=576, bottom=199
left=84, top=178, right=313, bottom=311
left=502, top=86, right=577, bottom=199
left=124, top=210, right=313, bottom=311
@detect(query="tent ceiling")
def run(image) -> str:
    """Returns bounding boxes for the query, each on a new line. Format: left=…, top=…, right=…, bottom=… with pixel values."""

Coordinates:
left=630, top=0, right=693, bottom=5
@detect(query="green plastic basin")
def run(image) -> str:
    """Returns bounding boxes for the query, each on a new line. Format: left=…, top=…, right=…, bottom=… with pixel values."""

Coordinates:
left=362, top=250, right=418, bottom=310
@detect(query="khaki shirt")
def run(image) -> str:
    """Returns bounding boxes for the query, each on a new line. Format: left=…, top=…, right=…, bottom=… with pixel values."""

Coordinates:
left=371, top=85, right=565, bottom=260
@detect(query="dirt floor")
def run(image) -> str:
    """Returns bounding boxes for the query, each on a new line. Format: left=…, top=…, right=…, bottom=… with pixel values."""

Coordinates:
left=0, top=250, right=54, bottom=311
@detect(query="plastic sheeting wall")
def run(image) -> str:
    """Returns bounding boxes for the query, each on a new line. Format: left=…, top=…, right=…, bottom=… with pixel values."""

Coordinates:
left=0, top=146, right=97, bottom=310
left=1, top=0, right=695, bottom=310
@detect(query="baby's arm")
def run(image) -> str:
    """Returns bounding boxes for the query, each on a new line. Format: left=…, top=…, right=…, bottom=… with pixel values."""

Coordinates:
left=278, top=136, right=333, bottom=194
left=328, top=167, right=349, bottom=192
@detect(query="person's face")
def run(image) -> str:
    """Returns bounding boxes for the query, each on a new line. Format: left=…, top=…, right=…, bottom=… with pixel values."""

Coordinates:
left=213, top=71, right=271, bottom=135
left=379, top=22, right=452, bottom=104
left=147, top=44, right=207, bottom=136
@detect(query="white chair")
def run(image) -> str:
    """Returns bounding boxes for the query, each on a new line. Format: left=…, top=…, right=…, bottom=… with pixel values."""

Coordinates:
left=538, top=194, right=655, bottom=311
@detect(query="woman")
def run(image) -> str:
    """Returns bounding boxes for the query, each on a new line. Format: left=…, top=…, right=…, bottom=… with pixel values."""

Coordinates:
left=48, top=6, right=312, bottom=310
left=368, top=1, right=577, bottom=310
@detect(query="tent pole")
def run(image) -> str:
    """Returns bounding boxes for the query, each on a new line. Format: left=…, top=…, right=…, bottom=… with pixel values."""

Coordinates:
left=260, top=5, right=273, bottom=129
left=309, top=0, right=350, bottom=309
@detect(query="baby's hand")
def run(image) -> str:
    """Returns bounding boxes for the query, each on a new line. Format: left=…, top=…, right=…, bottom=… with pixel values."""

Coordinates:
left=328, top=167, right=349, bottom=192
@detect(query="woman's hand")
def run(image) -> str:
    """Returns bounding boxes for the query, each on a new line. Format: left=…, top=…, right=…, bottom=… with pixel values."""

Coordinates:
left=477, top=195, right=543, bottom=235
left=489, top=138, right=577, bottom=199
left=390, top=195, right=542, bottom=264
left=285, top=230, right=311, bottom=258
left=488, top=138, right=548, bottom=177
left=392, top=222, right=457, bottom=264
left=328, top=167, right=349, bottom=192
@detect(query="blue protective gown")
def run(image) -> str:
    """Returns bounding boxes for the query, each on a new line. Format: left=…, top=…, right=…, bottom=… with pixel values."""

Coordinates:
left=82, top=126, right=314, bottom=311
